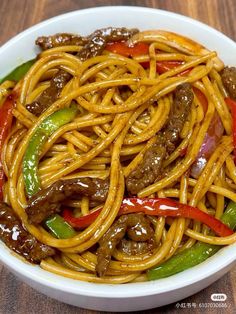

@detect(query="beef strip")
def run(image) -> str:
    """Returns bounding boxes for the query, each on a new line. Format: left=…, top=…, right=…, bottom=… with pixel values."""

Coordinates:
left=26, top=69, right=71, bottom=116
left=36, top=27, right=138, bottom=61
left=26, top=178, right=109, bottom=224
left=96, top=213, right=155, bottom=277
left=164, top=82, right=194, bottom=153
left=96, top=217, right=127, bottom=278
left=126, top=83, right=193, bottom=195
left=30, top=28, right=138, bottom=116
left=221, top=66, right=236, bottom=100
left=36, top=33, right=87, bottom=50
left=0, top=202, right=55, bottom=263
left=117, top=238, right=155, bottom=256
left=126, top=144, right=166, bottom=195
left=125, top=212, right=155, bottom=242
left=77, top=27, right=138, bottom=61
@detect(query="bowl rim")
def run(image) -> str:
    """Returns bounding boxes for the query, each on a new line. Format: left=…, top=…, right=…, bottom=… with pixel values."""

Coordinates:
left=0, top=5, right=236, bottom=299
left=1, top=241, right=236, bottom=298
left=1, top=6, right=236, bottom=58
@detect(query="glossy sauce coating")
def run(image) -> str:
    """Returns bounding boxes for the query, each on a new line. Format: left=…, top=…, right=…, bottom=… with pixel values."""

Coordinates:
left=96, top=213, right=155, bottom=277
left=26, top=69, right=71, bottom=116
left=126, top=83, right=193, bottom=195
left=36, top=33, right=86, bottom=50
left=36, top=27, right=138, bottom=60
left=26, top=178, right=109, bottom=224
left=0, top=202, right=55, bottom=263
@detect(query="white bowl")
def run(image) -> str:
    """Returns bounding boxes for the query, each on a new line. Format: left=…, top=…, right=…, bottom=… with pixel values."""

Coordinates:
left=0, top=6, right=236, bottom=312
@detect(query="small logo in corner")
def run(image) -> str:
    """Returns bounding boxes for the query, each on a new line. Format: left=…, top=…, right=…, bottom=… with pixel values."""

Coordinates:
left=211, top=293, right=227, bottom=302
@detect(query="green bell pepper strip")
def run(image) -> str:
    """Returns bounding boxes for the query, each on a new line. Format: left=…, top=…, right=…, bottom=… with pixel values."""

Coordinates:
left=147, top=201, right=236, bottom=280
left=45, top=214, right=77, bottom=239
left=23, top=105, right=77, bottom=196
left=0, top=59, right=36, bottom=84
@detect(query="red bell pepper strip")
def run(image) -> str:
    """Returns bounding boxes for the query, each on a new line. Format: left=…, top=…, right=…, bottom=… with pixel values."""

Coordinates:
left=141, top=60, right=192, bottom=76
left=0, top=93, right=17, bottom=199
left=192, top=87, right=208, bottom=113
left=156, top=60, right=184, bottom=74
left=63, top=208, right=100, bottom=229
left=105, top=41, right=149, bottom=57
left=62, top=197, right=233, bottom=237
left=156, top=61, right=191, bottom=76
left=225, top=97, right=236, bottom=164
left=106, top=41, right=192, bottom=76
left=179, top=147, right=187, bottom=157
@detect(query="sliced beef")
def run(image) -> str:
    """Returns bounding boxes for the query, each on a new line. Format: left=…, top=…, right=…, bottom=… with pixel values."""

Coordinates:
left=125, top=213, right=154, bottom=242
left=164, top=82, right=194, bottom=153
left=36, top=27, right=138, bottom=61
left=221, top=66, right=236, bottom=100
left=126, top=83, right=193, bottom=195
left=126, top=143, right=166, bottom=195
left=96, top=216, right=127, bottom=278
left=26, top=178, right=109, bottom=224
left=96, top=213, right=155, bottom=277
left=36, top=33, right=87, bottom=50
left=30, top=28, right=138, bottom=116
left=77, top=27, right=138, bottom=61
left=117, top=238, right=155, bottom=256
left=0, top=202, right=55, bottom=263
left=26, top=69, right=71, bottom=116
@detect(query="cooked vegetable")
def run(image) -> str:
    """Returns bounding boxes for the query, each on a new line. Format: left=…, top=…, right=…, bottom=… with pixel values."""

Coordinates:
left=23, top=105, right=77, bottom=196
left=0, top=93, right=17, bottom=199
left=62, top=197, right=233, bottom=237
left=141, top=60, right=192, bottom=76
left=45, top=214, right=76, bottom=239
left=106, top=42, right=192, bottom=75
left=106, top=41, right=149, bottom=56
left=62, top=208, right=100, bottom=229
left=0, top=59, right=35, bottom=84
left=148, top=242, right=219, bottom=280
left=147, top=200, right=236, bottom=280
